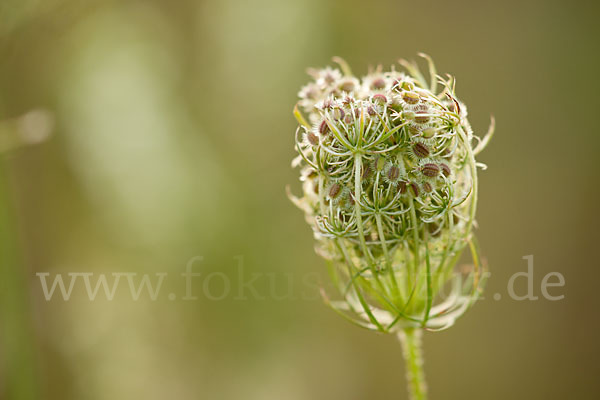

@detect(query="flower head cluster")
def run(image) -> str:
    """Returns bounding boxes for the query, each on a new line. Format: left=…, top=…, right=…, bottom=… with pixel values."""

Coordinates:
left=289, top=55, right=494, bottom=332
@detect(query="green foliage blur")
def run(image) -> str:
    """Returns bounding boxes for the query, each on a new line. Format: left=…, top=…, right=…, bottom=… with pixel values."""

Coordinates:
left=1, top=0, right=599, bottom=399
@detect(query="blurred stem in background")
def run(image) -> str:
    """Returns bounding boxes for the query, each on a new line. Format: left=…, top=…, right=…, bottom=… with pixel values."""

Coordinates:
left=399, top=329, right=427, bottom=400
left=0, top=138, right=40, bottom=399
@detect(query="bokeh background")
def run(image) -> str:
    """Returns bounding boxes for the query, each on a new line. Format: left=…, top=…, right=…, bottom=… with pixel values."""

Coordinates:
left=1, top=0, right=599, bottom=399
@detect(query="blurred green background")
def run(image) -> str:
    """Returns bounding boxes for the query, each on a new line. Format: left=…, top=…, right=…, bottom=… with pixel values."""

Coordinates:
left=1, top=0, right=599, bottom=399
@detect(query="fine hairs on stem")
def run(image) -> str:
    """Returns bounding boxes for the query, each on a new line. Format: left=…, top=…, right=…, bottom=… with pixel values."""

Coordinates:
left=399, top=329, right=427, bottom=400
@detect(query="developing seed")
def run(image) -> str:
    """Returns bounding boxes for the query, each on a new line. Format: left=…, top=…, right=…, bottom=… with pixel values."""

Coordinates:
left=422, top=127, right=436, bottom=139
left=397, top=181, right=407, bottom=194
left=409, top=182, right=420, bottom=197
left=374, top=156, right=386, bottom=172
left=401, top=80, right=414, bottom=91
left=328, top=183, right=341, bottom=199
left=318, top=120, right=329, bottom=135
left=412, top=142, right=430, bottom=158
left=402, top=91, right=420, bottom=105
left=324, top=73, right=335, bottom=84
left=422, top=182, right=433, bottom=193
left=371, top=78, right=386, bottom=89
left=415, top=110, right=430, bottom=124
left=421, top=163, right=440, bottom=177
left=402, top=110, right=416, bottom=121
left=373, top=94, right=387, bottom=104
left=307, top=132, right=319, bottom=146
left=340, top=80, right=355, bottom=92
left=440, top=163, right=451, bottom=177
left=387, top=165, right=401, bottom=182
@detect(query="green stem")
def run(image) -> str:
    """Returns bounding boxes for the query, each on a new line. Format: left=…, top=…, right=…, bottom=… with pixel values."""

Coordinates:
left=398, top=329, right=427, bottom=400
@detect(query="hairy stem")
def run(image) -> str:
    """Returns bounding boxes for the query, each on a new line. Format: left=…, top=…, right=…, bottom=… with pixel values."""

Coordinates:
left=398, top=329, right=427, bottom=400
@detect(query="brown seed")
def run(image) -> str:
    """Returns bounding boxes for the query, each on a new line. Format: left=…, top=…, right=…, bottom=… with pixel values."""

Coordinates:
left=412, top=142, right=430, bottom=158
left=415, top=110, right=430, bottom=124
left=371, top=78, right=386, bottom=89
left=372, top=94, right=387, bottom=104
left=422, top=182, right=433, bottom=193
left=318, top=120, right=329, bottom=135
left=440, top=163, right=451, bottom=177
left=421, top=163, right=439, bottom=177
left=329, top=183, right=341, bottom=199
left=409, top=182, right=420, bottom=197
left=387, top=166, right=400, bottom=182
left=397, top=181, right=407, bottom=194
left=402, top=91, right=420, bottom=105
left=340, top=80, right=355, bottom=92
left=307, top=132, right=319, bottom=146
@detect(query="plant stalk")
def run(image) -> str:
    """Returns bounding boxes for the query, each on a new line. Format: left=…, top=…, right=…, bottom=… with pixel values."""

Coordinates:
left=398, top=328, right=427, bottom=400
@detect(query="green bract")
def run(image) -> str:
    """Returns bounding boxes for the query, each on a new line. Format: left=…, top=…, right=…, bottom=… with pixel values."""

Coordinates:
left=290, top=55, right=494, bottom=332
